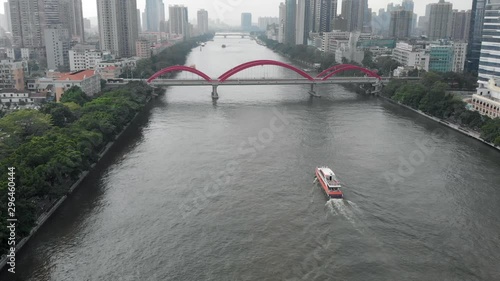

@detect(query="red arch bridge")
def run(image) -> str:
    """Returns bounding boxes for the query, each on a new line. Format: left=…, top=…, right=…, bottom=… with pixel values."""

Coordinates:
left=114, top=60, right=418, bottom=100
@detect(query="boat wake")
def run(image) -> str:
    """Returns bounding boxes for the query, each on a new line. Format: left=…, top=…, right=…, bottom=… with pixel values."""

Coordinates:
left=325, top=199, right=366, bottom=234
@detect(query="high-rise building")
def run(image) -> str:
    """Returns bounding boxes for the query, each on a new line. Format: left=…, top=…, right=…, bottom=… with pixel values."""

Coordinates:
left=296, top=0, right=310, bottom=45
left=477, top=0, right=500, bottom=90
left=341, top=0, right=369, bottom=32
left=402, top=0, right=414, bottom=13
left=451, top=10, right=471, bottom=42
left=145, top=0, right=164, bottom=32
left=44, top=25, right=70, bottom=70
left=427, top=0, right=453, bottom=40
left=258, top=17, right=279, bottom=31
left=4, top=2, right=11, bottom=32
left=97, top=0, right=139, bottom=58
left=241, top=13, right=252, bottom=31
left=169, top=5, right=189, bottom=38
left=137, top=9, right=142, bottom=32
left=310, top=0, right=338, bottom=33
left=9, top=0, right=46, bottom=48
left=466, top=0, right=487, bottom=73
left=59, top=0, right=85, bottom=42
left=197, top=9, right=209, bottom=34
left=284, top=0, right=296, bottom=44
left=389, top=9, right=412, bottom=39
left=278, top=2, right=286, bottom=43
left=84, top=18, right=91, bottom=30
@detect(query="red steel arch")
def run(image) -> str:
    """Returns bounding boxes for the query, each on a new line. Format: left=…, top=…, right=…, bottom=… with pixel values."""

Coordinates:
left=317, top=64, right=360, bottom=78
left=218, top=60, right=314, bottom=82
left=147, top=65, right=212, bottom=83
left=321, top=65, right=381, bottom=81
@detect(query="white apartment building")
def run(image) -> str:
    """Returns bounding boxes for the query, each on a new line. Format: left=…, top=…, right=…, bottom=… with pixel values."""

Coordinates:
left=69, top=49, right=103, bottom=71
left=322, top=31, right=350, bottom=53
left=472, top=78, right=500, bottom=119
left=392, top=42, right=430, bottom=70
left=44, top=26, right=70, bottom=70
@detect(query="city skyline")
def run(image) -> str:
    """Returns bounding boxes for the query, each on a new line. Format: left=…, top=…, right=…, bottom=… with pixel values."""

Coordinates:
left=0, top=0, right=474, bottom=25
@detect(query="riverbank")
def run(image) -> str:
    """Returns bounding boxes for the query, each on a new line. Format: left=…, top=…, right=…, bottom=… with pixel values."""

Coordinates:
left=380, top=95, right=500, bottom=152
left=0, top=94, right=157, bottom=271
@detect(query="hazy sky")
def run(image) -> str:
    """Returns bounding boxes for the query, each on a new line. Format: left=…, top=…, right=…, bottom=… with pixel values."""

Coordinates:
left=0, top=0, right=473, bottom=25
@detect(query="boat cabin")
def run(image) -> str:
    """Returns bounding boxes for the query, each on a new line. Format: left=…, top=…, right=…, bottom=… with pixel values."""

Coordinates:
left=319, top=168, right=341, bottom=189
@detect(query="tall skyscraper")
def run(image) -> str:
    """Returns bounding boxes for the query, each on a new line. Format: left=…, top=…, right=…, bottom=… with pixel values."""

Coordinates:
left=278, top=2, right=286, bottom=43
left=60, top=0, right=85, bottom=42
left=466, top=0, right=487, bottom=73
left=477, top=0, right=500, bottom=89
left=389, top=9, right=412, bottom=39
left=97, top=0, right=138, bottom=58
left=145, top=0, right=163, bottom=32
left=4, top=2, right=11, bottom=32
left=284, top=0, right=296, bottom=44
left=9, top=0, right=46, bottom=48
left=169, top=5, right=189, bottom=38
left=241, top=13, right=252, bottom=31
left=341, top=0, right=369, bottom=32
left=451, top=10, right=471, bottom=42
left=427, top=0, right=453, bottom=40
left=197, top=9, right=209, bottom=34
left=296, top=0, right=310, bottom=45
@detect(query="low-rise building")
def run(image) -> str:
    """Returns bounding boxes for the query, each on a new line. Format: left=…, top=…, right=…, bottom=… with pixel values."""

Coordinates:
left=69, top=48, right=103, bottom=71
left=0, top=59, right=25, bottom=90
left=472, top=78, right=500, bottom=119
left=136, top=40, right=151, bottom=58
left=0, top=89, right=47, bottom=105
left=35, top=70, right=101, bottom=102
left=100, top=66, right=122, bottom=79
left=392, top=42, right=430, bottom=70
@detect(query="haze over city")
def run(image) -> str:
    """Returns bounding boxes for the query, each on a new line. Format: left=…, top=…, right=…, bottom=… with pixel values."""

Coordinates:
left=0, top=0, right=474, bottom=25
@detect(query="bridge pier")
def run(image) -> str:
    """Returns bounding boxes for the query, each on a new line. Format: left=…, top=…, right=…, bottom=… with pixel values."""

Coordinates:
left=211, top=85, right=219, bottom=100
left=308, top=83, right=321, bottom=98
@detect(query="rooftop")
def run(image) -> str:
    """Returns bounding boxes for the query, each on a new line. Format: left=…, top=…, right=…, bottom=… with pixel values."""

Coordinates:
left=57, top=70, right=97, bottom=81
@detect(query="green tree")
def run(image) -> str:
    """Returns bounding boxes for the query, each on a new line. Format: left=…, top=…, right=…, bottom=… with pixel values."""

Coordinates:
left=40, top=103, right=77, bottom=127
left=60, top=86, right=90, bottom=106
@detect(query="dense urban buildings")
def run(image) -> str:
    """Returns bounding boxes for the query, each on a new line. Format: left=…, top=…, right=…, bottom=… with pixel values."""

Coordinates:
left=97, top=0, right=139, bottom=58
left=258, top=17, right=279, bottom=31
left=197, top=9, right=209, bottom=34
left=169, top=5, right=189, bottom=39
left=9, top=0, right=46, bottom=48
left=241, top=13, right=252, bottom=31
left=311, top=0, right=338, bottom=33
left=0, top=59, right=25, bottom=90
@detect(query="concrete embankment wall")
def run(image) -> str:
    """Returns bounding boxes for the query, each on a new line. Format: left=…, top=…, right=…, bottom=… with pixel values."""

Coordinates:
left=380, top=95, right=500, bottom=152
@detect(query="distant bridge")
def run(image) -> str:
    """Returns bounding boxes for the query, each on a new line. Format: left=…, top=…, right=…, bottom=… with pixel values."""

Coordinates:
left=214, top=32, right=251, bottom=38
left=111, top=60, right=419, bottom=100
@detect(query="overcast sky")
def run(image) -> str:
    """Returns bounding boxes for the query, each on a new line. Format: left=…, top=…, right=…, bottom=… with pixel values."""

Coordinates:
left=0, top=0, right=473, bottom=25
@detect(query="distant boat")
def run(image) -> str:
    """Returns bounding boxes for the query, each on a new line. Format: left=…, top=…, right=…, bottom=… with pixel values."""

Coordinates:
left=201, top=42, right=206, bottom=47
left=221, top=44, right=227, bottom=48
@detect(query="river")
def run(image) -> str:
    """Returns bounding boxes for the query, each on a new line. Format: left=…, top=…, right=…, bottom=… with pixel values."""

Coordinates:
left=3, top=36, right=500, bottom=281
